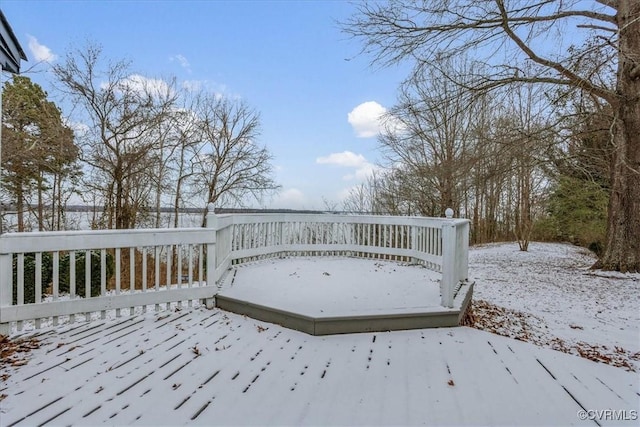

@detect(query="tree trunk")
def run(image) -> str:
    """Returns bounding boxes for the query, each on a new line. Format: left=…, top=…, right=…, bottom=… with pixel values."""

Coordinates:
left=600, top=99, right=640, bottom=272
left=174, top=175, right=184, bottom=229
left=155, top=139, right=164, bottom=229
left=601, top=110, right=640, bottom=272
left=16, top=179, right=24, bottom=232
left=115, top=178, right=123, bottom=229
left=599, top=0, right=640, bottom=272
left=37, top=173, right=44, bottom=231
left=55, top=172, right=63, bottom=230
left=52, top=172, right=58, bottom=231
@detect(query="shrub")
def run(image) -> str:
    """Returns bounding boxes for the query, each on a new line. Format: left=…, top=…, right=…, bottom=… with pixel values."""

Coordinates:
left=59, top=251, right=115, bottom=298
left=12, top=253, right=53, bottom=305
left=10, top=251, right=115, bottom=305
left=534, top=176, right=608, bottom=254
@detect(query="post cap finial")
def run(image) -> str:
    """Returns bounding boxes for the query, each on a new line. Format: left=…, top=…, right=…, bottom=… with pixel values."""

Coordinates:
left=445, top=208, right=454, bottom=219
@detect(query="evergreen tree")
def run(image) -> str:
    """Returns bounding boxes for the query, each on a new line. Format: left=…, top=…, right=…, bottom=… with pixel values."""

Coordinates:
left=1, top=76, right=79, bottom=231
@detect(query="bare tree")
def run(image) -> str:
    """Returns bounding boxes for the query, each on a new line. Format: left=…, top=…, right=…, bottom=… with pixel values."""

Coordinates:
left=509, top=84, right=556, bottom=251
left=374, top=59, right=485, bottom=218
left=342, top=171, right=387, bottom=214
left=344, top=0, right=639, bottom=271
left=191, top=95, right=280, bottom=226
left=53, top=43, right=178, bottom=229
left=169, top=93, right=204, bottom=229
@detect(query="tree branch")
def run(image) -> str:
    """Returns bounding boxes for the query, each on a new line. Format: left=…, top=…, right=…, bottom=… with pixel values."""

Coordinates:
left=577, top=24, right=616, bottom=32
left=495, top=0, right=617, bottom=106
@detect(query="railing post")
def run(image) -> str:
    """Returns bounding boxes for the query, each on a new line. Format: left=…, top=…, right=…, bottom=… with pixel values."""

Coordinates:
left=0, top=246, right=13, bottom=335
left=440, top=208, right=458, bottom=308
left=460, top=221, right=469, bottom=282
left=203, top=203, right=217, bottom=309
left=441, top=222, right=456, bottom=308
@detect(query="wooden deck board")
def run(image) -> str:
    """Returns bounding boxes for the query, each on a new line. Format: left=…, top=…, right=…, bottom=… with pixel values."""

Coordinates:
left=1, top=307, right=638, bottom=426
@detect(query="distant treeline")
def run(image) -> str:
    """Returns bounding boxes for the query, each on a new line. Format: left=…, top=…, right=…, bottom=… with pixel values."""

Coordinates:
left=0, top=205, right=328, bottom=215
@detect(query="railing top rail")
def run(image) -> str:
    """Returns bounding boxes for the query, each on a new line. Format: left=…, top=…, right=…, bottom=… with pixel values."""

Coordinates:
left=0, top=228, right=215, bottom=254
left=213, top=213, right=467, bottom=227
left=442, top=218, right=472, bottom=227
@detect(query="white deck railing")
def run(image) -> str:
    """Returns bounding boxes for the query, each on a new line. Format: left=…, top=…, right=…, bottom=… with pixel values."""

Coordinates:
left=0, top=229, right=217, bottom=334
left=210, top=210, right=469, bottom=307
left=0, top=208, right=469, bottom=333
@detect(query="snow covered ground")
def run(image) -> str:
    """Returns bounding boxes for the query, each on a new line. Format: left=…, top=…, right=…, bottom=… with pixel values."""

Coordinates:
left=470, top=242, right=640, bottom=371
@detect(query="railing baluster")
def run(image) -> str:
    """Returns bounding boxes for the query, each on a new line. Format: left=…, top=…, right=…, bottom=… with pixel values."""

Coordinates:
left=85, top=250, right=91, bottom=321
left=52, top=251, right=59, bottom=326
left=130, top=247, right=135, bottom=316
left=35, top=252, right=42, bottom=329
left=100, top=249, right=106, bottom=320
left=155, top=246, right=160, bottom=312
left=17, top=253, right=24, bottom=331
left=115, top=247, right=121, bottom=317
left=166, top=245, right=172, bottom=310
left=69, top=250, right=76, bottom=324
left=243, top=224, right=247, bottom=251
left=198, top=244, right=203, bottom=286
left=177, top=244, right=183, bottom=309
left=142, top=247, right=147, bottom=313
left=188, top=244, right=194, bottom=308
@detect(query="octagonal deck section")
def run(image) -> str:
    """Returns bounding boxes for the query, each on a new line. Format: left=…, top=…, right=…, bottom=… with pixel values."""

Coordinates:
left=215, top=257, right=473, bottom=335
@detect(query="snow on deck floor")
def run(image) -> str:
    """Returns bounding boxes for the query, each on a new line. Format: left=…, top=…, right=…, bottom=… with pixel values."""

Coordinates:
left=221, top=257, right=442, bottom=316
left=1, top=308, right=638, bottom=426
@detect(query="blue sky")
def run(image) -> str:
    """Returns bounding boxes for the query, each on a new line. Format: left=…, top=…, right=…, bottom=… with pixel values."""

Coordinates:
left=2, top=1, right=411, bottom=210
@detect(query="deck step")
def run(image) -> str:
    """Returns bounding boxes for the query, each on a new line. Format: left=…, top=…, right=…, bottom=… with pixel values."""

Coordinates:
left=216, top=282, right=473, bottom=335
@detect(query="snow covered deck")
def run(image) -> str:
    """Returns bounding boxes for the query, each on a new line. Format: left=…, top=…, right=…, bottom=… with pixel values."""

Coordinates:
left=1, top=307, right=638, bottom=426
left=1, top=212, right=471, bottom=334
left=216, top=257, right=473, bottom=334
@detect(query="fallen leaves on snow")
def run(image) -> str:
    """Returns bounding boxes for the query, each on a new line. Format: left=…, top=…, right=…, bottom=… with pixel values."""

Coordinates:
left=192, top=345, right=201, bottom=357
left=0, top=334, right=40, bottom=372
left=469, top=299, right=637, bottom=371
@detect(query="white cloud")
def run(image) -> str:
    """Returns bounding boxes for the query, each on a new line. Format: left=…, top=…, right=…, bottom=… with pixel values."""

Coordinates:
left=316, top=151, right=379, bottom=181
left=316, top=151, right=367, bottom=168
left=347, top=101, right=387, bottom=138
left=170, top=54, right=191, bottom=73
left=271, top=188, right=307, bottom=209
left=352, top=163, right=377, bottom=180
left=115, top=74, right=174, bottom=99
left=182, top=80, right=203, bottom=92
left=181, top=80, right=227, bottom=99
left=27, top=35, right=56, bottom=63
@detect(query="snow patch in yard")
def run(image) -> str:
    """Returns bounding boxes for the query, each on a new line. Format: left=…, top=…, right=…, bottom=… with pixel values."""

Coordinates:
left=470, top=242, right=640, bottom=371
